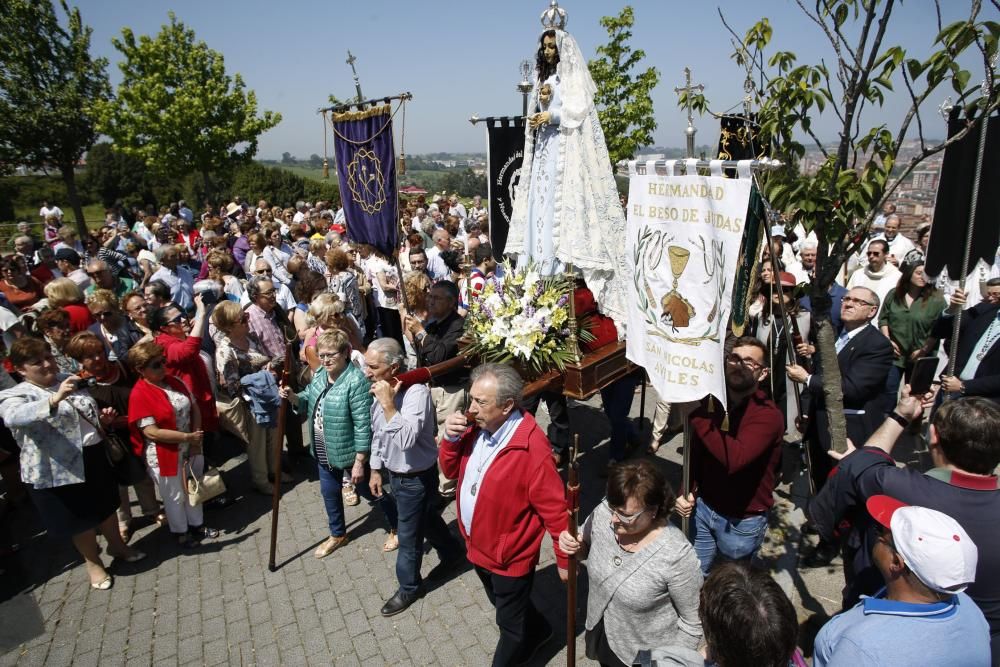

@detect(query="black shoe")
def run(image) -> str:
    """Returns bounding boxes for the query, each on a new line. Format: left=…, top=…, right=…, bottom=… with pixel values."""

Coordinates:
left=800, top=539, right=838, bottom=568
left=189, top=525, right=220, bottom=541
left=515, top=622, right=554, bottom=665
left=380, top=587, right=426, bottom=617
left=426, top=550, right=466, bottom=582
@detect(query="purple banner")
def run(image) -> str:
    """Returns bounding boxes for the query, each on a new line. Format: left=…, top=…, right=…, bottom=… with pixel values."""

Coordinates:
left=332, top=105, right=398, bottom=257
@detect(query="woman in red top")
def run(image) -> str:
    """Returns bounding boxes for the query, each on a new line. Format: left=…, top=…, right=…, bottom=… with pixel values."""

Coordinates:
left=0, top=256, right=44, bottom=311
left=148, top=296, right=219, bottom=435
left=175, top=219, right=201, bottom=256
left=126, top=341, right=217, bottom=547
left=43, top=278, right=93, bottom=332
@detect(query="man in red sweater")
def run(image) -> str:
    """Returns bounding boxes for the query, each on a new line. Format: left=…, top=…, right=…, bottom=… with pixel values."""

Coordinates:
left=440, top=363, right=568, bottom=666
left=675, top=336, right=784, bottom=575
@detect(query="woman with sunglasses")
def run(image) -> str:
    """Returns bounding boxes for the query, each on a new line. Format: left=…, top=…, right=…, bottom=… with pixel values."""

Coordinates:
left=559, top=459, right=702, bottom=667
left=35, top=308, right=81, bottom=374
left=86, top=289, right=145, bottom=366
left=0, top=337, right=145, bottom=589
left=0, top=255, right=44, bottom=311
left=149, top=296, right=220, bottom=452
left=127, top=341, right=218, bottom=548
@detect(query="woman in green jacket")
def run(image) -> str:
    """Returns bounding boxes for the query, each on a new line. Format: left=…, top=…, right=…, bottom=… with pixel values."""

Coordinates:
left=878, top=259, right=946, bottom=408
left=280, top=329, right=397, bottom=558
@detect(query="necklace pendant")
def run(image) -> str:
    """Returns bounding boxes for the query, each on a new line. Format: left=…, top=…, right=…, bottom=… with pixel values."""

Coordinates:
left=612, top=555, right=622, bottom=567
left=470, top=482, right=477, bottom=497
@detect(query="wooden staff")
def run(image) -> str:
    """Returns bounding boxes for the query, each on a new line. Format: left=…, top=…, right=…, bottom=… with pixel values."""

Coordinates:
left=681, top=419, right=691, bottom=535
left=268, top=340, right=293, bottom=572
left=565, top=434, right=581, bottom=667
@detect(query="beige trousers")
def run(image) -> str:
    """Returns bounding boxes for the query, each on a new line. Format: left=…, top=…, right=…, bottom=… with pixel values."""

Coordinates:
left=430, top=383, right=466, bottom=496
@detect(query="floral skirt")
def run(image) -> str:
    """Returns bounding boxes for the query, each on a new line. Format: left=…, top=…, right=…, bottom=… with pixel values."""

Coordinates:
left=28, top=444, right=120, bottom=539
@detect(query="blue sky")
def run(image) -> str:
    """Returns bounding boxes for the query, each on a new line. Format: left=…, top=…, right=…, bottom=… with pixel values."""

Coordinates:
left=72, top=0, right=986, bottom=159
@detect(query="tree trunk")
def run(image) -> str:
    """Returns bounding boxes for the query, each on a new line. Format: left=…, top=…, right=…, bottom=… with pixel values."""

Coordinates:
left=61, top=163, right=89, bottom=240
left=202, top=171, right=213, bottom=206
left=812, top=305, right=849, bottom=455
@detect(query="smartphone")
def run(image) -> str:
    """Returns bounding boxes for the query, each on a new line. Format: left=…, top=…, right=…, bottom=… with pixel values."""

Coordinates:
left=909, top=357, right=939, bottom=397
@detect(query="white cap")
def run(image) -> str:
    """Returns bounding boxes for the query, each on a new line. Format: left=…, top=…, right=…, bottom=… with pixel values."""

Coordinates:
left=770, top=224, right=786, bottom=238
left=867, top=495, right=978, bottom=594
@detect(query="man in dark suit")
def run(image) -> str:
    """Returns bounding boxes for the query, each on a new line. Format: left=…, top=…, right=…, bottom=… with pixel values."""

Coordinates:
left=935, top=282, right=1000, bottom=402
left=787, top=287, right=894, bottom=490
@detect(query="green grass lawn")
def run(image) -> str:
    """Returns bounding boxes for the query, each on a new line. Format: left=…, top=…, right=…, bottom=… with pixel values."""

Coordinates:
left=10, top=204, right=106, bottom=228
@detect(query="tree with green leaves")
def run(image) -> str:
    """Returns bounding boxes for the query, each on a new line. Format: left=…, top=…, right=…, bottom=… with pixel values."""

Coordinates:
left=588, top=6, right=660, bottom=166
left=0, top=0, right=110, bottom=238
left=96, top=12, right=281, bottom=202
left=694, top=1, right=999, bottom=453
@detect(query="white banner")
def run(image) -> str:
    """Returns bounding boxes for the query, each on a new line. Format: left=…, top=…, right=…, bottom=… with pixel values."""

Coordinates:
left=625, top=167, right=751, bottom=410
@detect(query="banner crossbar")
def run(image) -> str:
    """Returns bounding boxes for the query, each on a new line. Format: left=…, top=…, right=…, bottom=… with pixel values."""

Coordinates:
left=318, top=92, right=412, bottom=115
left=617, top=158, right=784, bottom=175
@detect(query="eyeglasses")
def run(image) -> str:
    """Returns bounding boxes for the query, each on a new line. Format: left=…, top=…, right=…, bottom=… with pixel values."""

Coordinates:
left=866, top=251, right=883, bottom=257
left=603, top=500, right=648, bottom=525
left=842, top=296, right=875, bottom=307
left=93, top=311, right=115, bottom=320
left=258, top=289, right=276, bottom=297
left=317, top=351, right=343, bottom=361
left=725, top=352, right=763, bottom=372
left=87, top=269, right=108, bottom=277
left=145, top=359, right=165, bottom=370
left=254, top=269, right=272, bottom=275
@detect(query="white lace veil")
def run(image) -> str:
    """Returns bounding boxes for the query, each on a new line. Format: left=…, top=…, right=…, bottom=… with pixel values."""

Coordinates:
left=546, top=29, right=597, bottom=129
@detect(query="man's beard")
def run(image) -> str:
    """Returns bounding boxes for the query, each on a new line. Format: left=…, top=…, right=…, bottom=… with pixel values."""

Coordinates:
left=726, top=366, right=757, bottom=393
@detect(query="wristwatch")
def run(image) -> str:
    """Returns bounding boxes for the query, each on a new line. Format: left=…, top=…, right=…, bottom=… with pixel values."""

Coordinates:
left=887, top=411, right=909, bottom=428
left=416, top=330, right=427, bottom=342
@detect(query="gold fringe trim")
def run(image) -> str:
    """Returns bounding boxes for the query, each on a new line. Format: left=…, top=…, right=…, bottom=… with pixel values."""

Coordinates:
left=332, top=104, right=391, bottom=122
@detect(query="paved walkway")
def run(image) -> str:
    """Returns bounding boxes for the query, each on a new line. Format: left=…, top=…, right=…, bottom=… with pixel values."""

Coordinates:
left=0, top=388, right=856, bottom=666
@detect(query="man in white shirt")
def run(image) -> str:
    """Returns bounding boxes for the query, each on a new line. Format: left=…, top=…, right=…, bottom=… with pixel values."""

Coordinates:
left=880, top=214, right=916, bottom=267
left=448, top=194, right=467, bottom=221
left=150, top=244, right=194, bottom=312
left=847, top=239, right=901, bottom=311
left=787, top=240, right=818, bottom=284
left=424, top=230, right=452, bottom=282
left=54, top=248, right=91, bottom=291
left=292, top=201, right=307, bottom=225
left=39, top=200, right=63, bottom=222
left=411, top=208, right=427, bottom=233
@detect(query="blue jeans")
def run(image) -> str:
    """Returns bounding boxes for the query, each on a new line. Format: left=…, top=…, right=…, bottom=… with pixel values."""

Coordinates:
left=389, top=466, right=463, bottom=594
left=317, top=461, right=398, bottom=537
left=600, top=374, right=641, bottom=462
left=690, top=497, right=768, bottom=575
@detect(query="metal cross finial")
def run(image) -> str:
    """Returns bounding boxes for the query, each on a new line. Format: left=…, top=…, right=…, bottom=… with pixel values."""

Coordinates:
left=674, top=67, right=705, bottom=159
left=346, top=50, right=363, bottom=103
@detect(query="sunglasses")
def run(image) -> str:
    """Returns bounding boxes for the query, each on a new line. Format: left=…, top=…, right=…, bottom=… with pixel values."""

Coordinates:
left=603, top=499, right=648, bottom=525
left=145, top=359, right=165, bottom=370
left=165, top=313, right=187, bottom=326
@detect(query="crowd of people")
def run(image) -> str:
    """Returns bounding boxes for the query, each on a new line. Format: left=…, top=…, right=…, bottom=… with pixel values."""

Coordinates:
left=0, top=194, right=998, bottom=666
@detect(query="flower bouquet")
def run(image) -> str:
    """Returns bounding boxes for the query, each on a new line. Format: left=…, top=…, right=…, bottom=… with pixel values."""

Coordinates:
left=464, top=261, right=593, bottom=377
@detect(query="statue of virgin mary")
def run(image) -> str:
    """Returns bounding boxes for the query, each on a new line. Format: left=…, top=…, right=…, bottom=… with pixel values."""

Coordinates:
left=506, top=9, right=629, bottom=328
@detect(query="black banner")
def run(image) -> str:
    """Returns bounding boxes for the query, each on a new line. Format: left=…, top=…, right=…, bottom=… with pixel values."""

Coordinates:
left=717, top=114, right=767, bottom=179
left=486, top=117, right=526, bottom=261
left=925, top=110, right=1000, bottom=280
